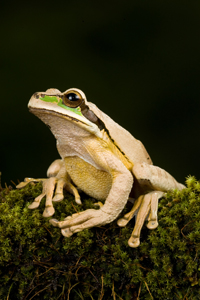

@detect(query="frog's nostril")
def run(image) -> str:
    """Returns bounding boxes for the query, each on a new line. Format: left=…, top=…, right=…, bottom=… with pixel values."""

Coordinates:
left=33, top=92, right=39, bottom=99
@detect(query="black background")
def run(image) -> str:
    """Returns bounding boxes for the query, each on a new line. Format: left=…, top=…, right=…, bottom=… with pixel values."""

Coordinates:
left=0, top=0, right=200, bottom=186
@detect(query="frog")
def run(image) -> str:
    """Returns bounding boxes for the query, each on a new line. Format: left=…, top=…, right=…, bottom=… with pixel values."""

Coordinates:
left=17, top=88, right=185, bottom=247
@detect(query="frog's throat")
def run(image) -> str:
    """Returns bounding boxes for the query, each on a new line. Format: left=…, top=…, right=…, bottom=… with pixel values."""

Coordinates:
left=29, top=107, right=103, bottom=138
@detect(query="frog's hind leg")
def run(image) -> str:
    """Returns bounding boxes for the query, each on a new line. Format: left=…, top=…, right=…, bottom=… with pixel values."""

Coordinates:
left=146, top=190, right=165, bottom=229
left=128, top=191, right=164, bottom=248
left=117, top=195, right=144, bottom=227
left=119, top=162, right=185, bottom=248
left=133, top=163, right=185, bottom=192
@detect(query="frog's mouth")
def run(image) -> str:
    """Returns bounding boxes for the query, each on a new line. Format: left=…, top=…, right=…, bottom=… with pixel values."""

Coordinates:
left=29, top=107, right=88, bottom=125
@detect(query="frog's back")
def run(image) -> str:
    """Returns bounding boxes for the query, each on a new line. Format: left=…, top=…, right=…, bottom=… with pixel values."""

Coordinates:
left=88, top=102, right=153, bottom=166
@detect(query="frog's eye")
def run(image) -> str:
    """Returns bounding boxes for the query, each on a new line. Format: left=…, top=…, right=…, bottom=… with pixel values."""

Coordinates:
left=66, top=93, right=80, bottom=101
left=63, top=91, right=83, bottom=108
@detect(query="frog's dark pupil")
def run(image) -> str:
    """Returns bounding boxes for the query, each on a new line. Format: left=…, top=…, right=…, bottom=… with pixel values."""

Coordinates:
left=67, top=93, right=80, bottom=101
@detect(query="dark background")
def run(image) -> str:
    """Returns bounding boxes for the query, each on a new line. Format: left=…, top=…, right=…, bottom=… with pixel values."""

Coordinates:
left=0, top=1, right=200, bottom=186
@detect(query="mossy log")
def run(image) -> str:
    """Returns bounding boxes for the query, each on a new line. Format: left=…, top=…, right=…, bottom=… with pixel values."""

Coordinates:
left=0, top=176, right=200, bottom=299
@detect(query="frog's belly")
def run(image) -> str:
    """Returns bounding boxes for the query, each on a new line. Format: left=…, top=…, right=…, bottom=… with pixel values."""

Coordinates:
left=64, top=156, right=112, bottom=201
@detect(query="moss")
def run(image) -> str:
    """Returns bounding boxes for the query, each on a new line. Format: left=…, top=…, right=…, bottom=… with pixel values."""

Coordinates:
left=1, top=176, right=200, bottom=299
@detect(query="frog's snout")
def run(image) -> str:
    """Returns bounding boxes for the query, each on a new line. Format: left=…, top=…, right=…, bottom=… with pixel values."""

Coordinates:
left=32, top=92, right=40, bottom=99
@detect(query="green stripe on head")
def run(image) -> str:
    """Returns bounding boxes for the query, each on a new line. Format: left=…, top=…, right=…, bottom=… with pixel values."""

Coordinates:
left=40, top=95, right=83, bottom=116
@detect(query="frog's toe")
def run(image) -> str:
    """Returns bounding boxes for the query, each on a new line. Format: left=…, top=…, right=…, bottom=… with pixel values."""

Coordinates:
left=17, top=178, right=46, bottom=189
left=28, top=193, right=46, bottom=209
left=28, top=202, right=40, bottom=209
left=117, top=217, right=129, bottom=227
left=49, top=218, right=59, bottom=226
left=43, top=206, right=55, bottom=217
left=75, top=197, right=82, bottom=205
left=53, top=193, right=64, bottom=202
left=147, top=220, right=158, bottom=229
left=16, top=181, right=29, bottom=189
left=128, top=236, right=140, bottom=248
left=61, top=228, right=73, bottom=237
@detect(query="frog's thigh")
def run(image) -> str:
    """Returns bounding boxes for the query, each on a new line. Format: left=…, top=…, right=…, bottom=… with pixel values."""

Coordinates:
left=133, top=162, right=185, bottom=191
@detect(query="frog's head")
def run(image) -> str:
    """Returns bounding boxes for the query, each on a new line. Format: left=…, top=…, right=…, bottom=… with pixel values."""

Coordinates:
left=28, top=88, right=104, bottom=137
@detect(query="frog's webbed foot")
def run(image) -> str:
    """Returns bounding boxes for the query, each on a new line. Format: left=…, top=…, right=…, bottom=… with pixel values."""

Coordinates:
left=16, top=159, right=81, bottom=217
left=50, top=208, right=111, bottom=238
left=17, top=176, right=62, bottom=217
left=117, top=191, right=164, bottom=248
left=17, top=176, right=57, bottom=216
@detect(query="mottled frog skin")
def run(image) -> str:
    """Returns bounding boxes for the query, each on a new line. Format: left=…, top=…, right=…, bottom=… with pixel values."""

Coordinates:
left=17, top=88, right=185, bottom=247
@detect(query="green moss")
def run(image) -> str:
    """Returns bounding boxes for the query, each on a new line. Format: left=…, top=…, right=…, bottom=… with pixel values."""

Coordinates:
left=1, top=176, right=200, bottom=299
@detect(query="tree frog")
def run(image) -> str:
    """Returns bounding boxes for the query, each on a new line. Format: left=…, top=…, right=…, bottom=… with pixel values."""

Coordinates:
left=17, top=88, right=185, bottom=247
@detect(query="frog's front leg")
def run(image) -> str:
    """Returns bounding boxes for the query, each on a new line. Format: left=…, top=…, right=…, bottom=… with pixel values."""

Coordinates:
left=118, top=163, right=185, bottom=247
left=50, top=149, right=133, bottom=236
left=47, top=160, right=81, bottom=205
left=17, top=159, right=81, bottom=217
